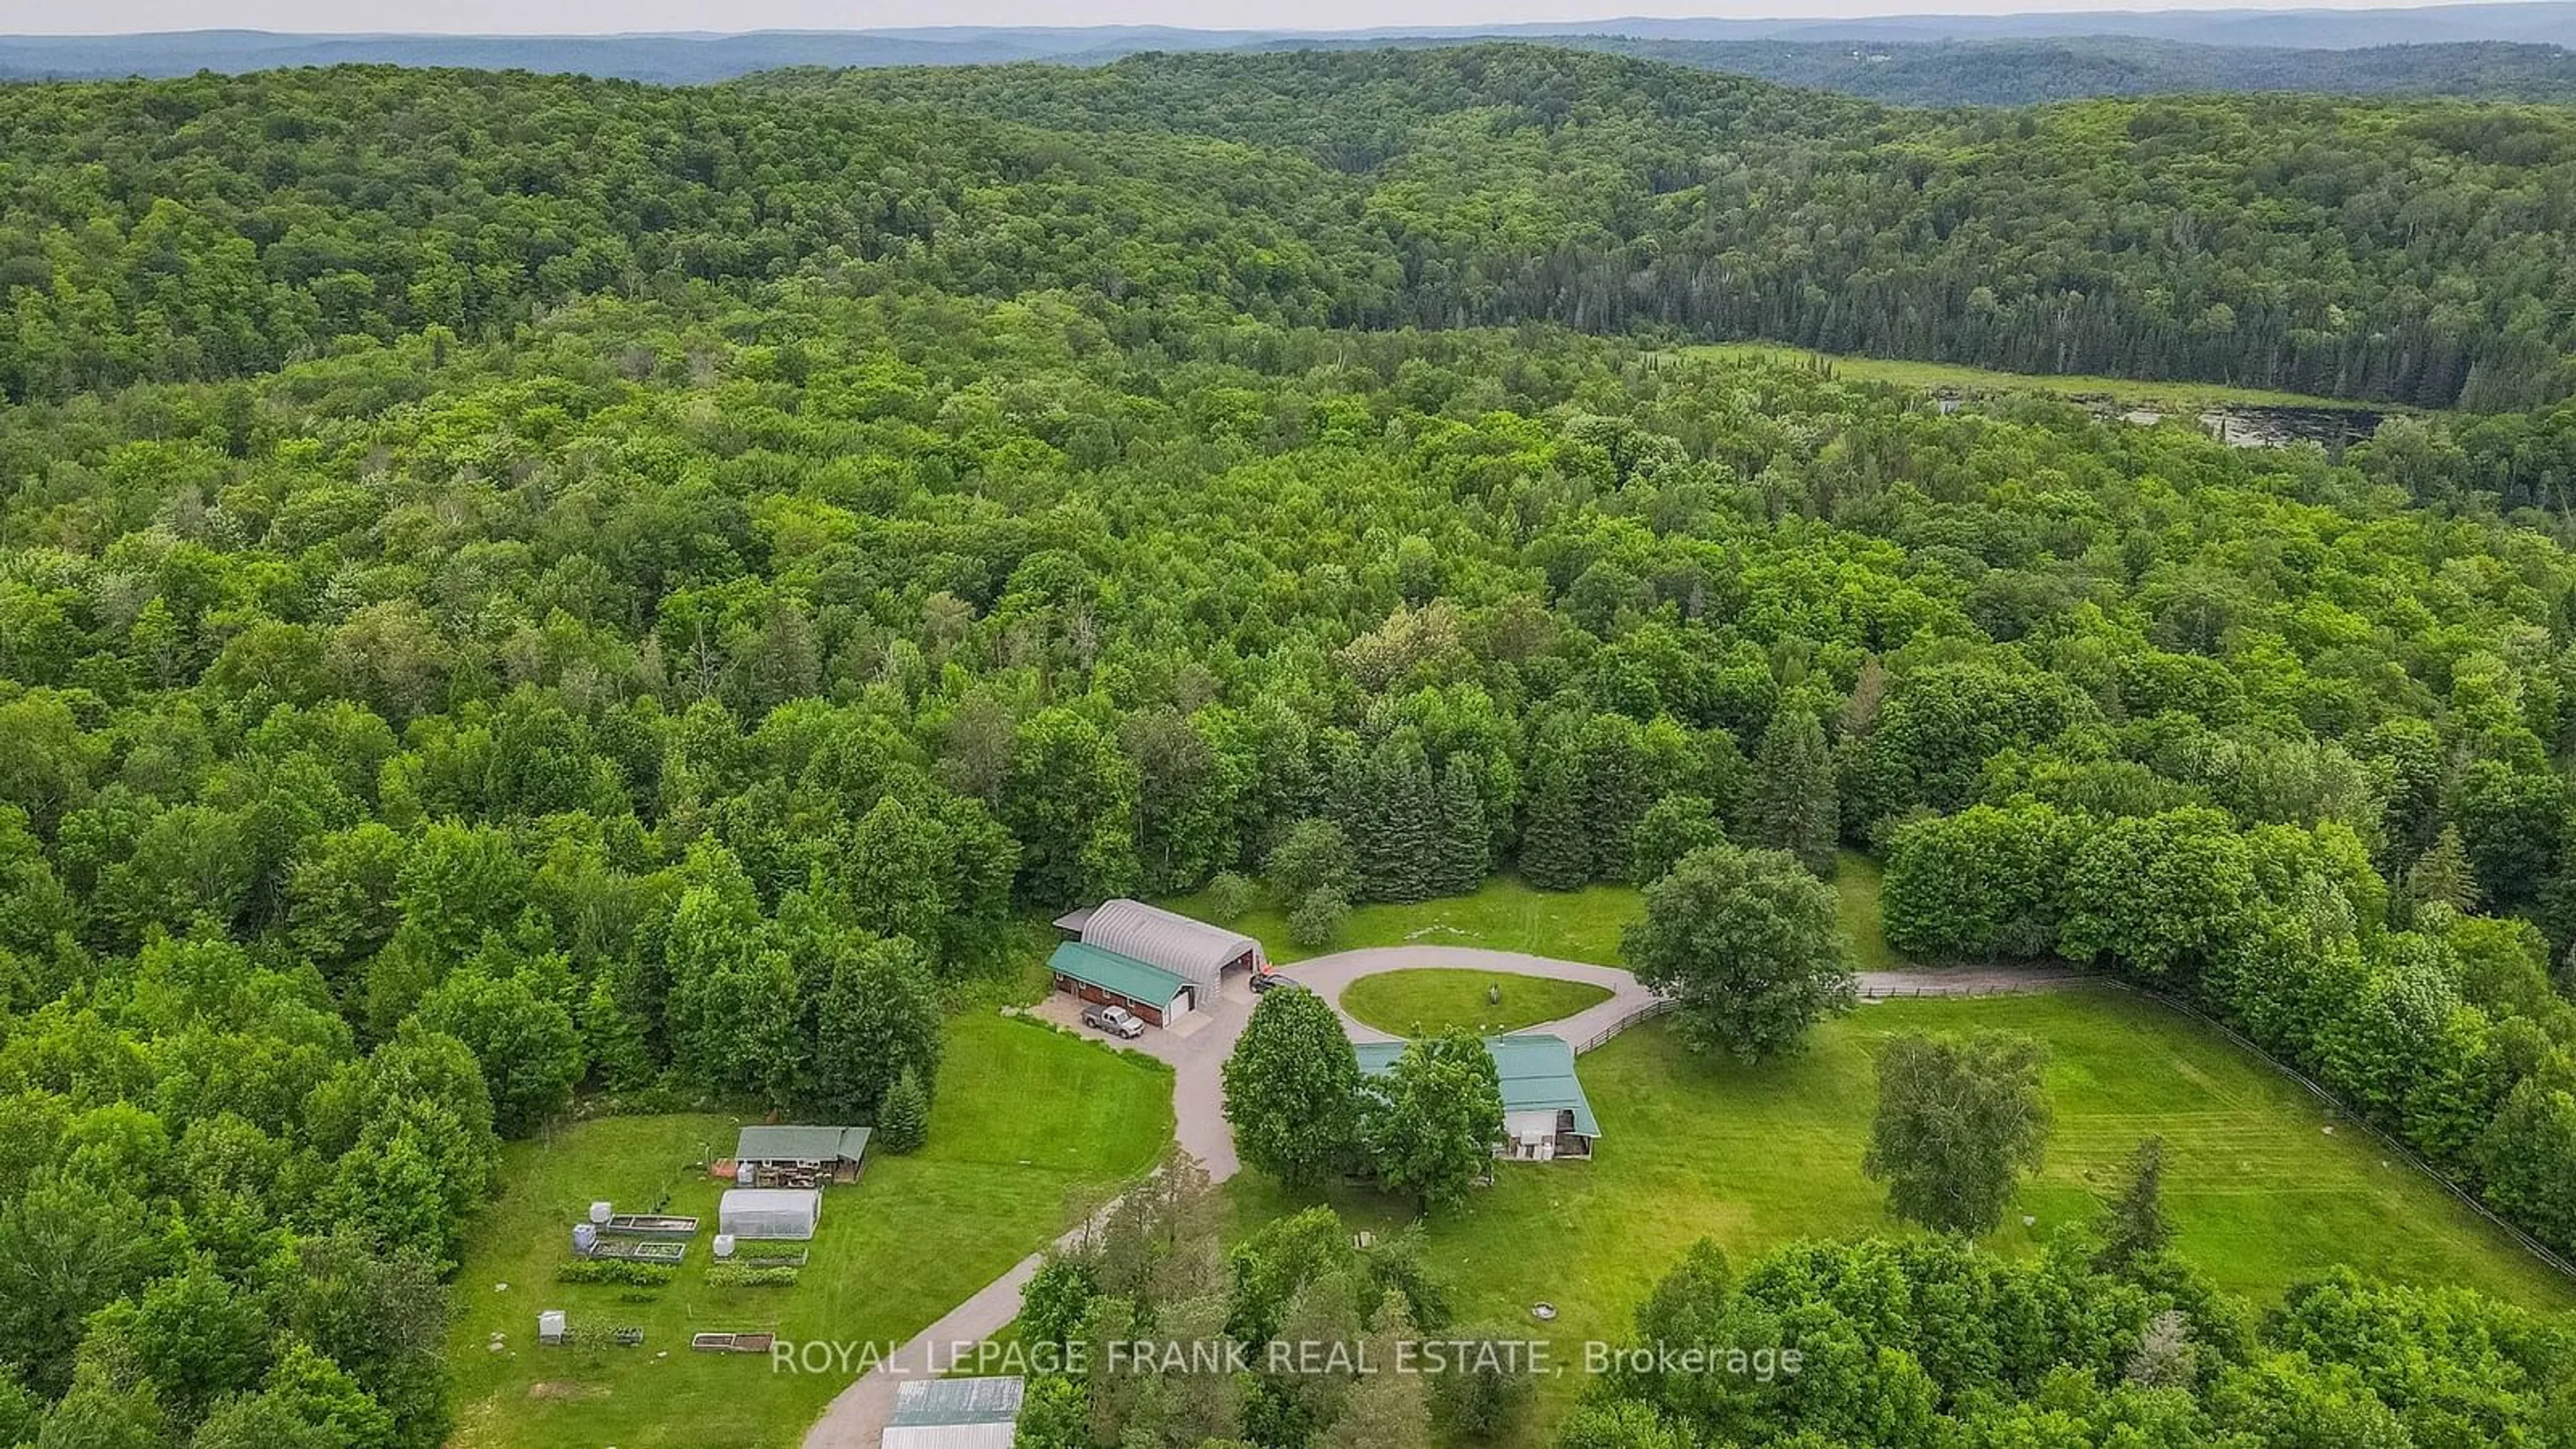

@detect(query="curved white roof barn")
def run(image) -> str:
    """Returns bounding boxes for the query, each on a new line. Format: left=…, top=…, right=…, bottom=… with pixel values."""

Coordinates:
left=1077, top=899, right=1260, bottom=989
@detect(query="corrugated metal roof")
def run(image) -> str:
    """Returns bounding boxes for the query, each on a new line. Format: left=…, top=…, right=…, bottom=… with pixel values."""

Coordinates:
left=1355, top=1032, right=1600, bottom=1138
left=888, top=1375, right=1025, bottom=1427
left=1049, top=941, right=1190, bottom=1006
left=736, top=1124, right=871, bottom=1163
left=1077, top=899, right=1258, bottom=986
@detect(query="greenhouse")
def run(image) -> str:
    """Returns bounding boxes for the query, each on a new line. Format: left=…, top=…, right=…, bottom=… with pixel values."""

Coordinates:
left=718, top=1187, right=822, bottom=1241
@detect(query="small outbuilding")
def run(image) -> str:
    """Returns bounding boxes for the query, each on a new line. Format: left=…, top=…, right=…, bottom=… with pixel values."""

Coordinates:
left=718, top=1187, right=821, bottom=1241
left=1354, top=1032, right=1601, bottom=1161
left=1048, top=941, right=1194, bottom=1027
left=734, top=1124, right=871, bottom=1187
left=883, top=1375, right=1025, bottom=1449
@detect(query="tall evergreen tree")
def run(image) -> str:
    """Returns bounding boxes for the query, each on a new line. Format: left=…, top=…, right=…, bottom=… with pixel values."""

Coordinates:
left=875, top=1069, right=930, bottom=1154
left=1739, top=708, right=1839, bottom=876
left=2096, top=1135, right=2171, bottom=1273
left=1431, top=755, right=1489, bottom=897
left=1517, top=733, right=1592, bottom=892
left=2404, top=824, right=2480, bottom=918
left=1583, top=714, right=1655, bottom=885
left=1358, top=732, right=1438, bottom=903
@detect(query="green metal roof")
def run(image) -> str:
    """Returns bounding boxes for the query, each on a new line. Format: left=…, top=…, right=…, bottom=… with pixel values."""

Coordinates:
left=888, top=1375, right=1025, bottom=1427
left=1048, top=941, right=1191, bottom=1005
left=735, top=1124, right=871, bottom=1163
left=1354, top=1032, right=1600, bottom=1138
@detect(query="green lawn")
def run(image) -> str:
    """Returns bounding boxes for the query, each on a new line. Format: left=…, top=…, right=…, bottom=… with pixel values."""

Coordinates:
left=1338, top=969, right=1613, bottom=1037
left=1835, top=849, right=1902, bottom=972
left=1232, top=986, right=2576, bottom=1440
left=1167, top=857, right=1892, bottom=977
left=1161, top=876, right=1644, bottom=966
left=1686, top=341, right=2386, bottom=412
left=445, top=1012, right=1174, bottom=1449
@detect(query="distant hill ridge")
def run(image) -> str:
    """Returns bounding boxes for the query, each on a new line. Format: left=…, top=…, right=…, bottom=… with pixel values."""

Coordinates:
left=4, top=3, right=2574, bottom=105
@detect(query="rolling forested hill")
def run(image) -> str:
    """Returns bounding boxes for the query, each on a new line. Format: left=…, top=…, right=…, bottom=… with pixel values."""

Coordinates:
left=1548, top=35, right=2576, bottom=105
left=9, top=8, right=2576, bottom=103
left=6, top=42, right=2576, bottom=1449
left=7, top=48, right=2576, bottom=412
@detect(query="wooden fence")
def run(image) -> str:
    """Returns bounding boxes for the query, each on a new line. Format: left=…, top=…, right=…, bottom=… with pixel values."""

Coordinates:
left=2093, top=978, right=2576, bottom=1286
left=1562, top=973, right=2576, bottom=1287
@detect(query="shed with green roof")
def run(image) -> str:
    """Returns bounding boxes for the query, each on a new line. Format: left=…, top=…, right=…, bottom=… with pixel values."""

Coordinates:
left=733, top=1124, right=871, bottom=1186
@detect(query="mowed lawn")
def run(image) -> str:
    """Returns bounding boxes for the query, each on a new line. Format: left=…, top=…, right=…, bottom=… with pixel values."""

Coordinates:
left=1163, top=876, right=1644, bottom=967
left=446, top=1013, right=1174, bottom=1449
left=1833, top=848, right=1900, bottom=971
left=1234, top=986, right=2576, bottom=1438
left=1338, top=968, right=1612, bottom=1036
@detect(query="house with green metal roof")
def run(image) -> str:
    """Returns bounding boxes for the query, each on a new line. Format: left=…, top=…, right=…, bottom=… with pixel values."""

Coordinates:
left=733, top=1124, right=871, bottom=1186
left=1354, top=1032, right=1600, bottom=1161
left=1047, top=940, right=1195, bottom=1027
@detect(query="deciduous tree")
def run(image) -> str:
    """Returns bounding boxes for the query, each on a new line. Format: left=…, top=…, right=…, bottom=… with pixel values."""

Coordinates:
left=1864, top=1030, right=2052, bottom=1236
left=1223, top=987, right=1362, bottom=1189
left=1621, top=845, right=1854, bottom=1061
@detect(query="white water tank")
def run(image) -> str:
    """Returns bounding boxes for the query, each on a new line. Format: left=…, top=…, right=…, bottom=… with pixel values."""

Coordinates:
left=588, top=1201, right=613, bottom=1224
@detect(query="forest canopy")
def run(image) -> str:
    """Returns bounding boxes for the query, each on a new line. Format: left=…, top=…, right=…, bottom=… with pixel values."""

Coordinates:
left=5, top=43, right=2576, bottom=1449
left=6, top=50, right=2576, bottom=408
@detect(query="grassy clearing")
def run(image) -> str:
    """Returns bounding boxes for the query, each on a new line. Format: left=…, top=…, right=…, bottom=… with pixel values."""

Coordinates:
left=1232, top=987, right=2576, bottom=1439
left=1686, top=342, right=2385, bottom=412
left=445, top=1012, right=1175, bottom=1449
left=1834, top=848, right=1902, bottom=972
left=1161, top=875, right=1644, bottom=967
left=1338, top=969, right=1613, bottom=1037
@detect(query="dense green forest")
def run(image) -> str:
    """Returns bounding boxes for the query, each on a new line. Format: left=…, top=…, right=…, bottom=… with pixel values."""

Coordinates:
left=5, top=45, right=2576, bottom=1449
left=1568, top=1236, right=2576, bottom=1444
left=8, top=53, right=2576, bottom=411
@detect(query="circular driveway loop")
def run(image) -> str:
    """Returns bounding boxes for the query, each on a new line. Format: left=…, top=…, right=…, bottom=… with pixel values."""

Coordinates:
left=802, top=947, right=2070, bottom=1446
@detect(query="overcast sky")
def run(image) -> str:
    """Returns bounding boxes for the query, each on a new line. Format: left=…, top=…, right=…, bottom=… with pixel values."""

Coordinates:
left=0, top=0, right=2474, bottom=37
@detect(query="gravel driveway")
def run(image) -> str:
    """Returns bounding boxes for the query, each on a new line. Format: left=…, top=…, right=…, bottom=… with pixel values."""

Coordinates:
left=802, top=945, right=2068, bottom=1446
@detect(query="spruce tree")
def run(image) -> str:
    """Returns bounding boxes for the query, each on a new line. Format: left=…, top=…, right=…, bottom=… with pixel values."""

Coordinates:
left=1582, top=714, right=1654, bottom=884
left=1432, top=755, right=1489, bottom=897
left=1518, top=735, right=1593, bottom=892
left=1358, top=733, right=1438, bottom=903
left=1740, top=708, right=1839, bottom=876
left=875, top=1069, right=930, bottom=1155
left=2404, top=824, right=2479, bottom=917
left=2096, top=1135, right=2171, bottom=1272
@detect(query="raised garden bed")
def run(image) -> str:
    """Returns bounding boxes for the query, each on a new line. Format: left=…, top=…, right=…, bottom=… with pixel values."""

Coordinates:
left=690, top=1332, right=775, bottom=1354
left=600, top=1214, right=699, bottom=1240
left=583, top=1238, right=686, bottom=1263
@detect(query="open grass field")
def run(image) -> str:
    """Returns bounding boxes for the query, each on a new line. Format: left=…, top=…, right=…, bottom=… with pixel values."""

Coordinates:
left=1232, top=985, right=2576, bottom=1440
left=444, top=1012, right=1174, bottom=1449
left=1687, top=341, right=2385, bottom=412
left=1338, top=968, right=1613, bottom=1036
left=1161, top=875, right=1644, bottom=967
